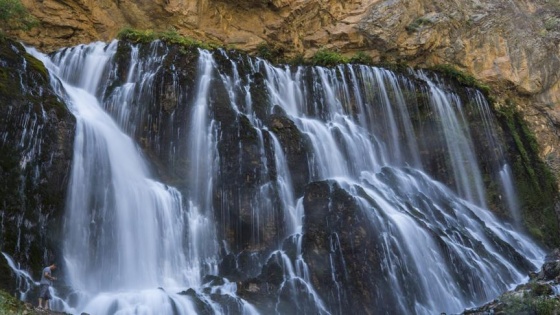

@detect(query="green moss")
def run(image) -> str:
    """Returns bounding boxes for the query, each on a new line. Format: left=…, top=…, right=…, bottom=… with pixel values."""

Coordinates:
left=495, top=102, right=560, bottom=247
left=544, top=17, right=560, bottom=31
left=0, top=41, right=21, bottom=99
left=0, top=40, right=67, bottom=116
left=117, top=27, right=156, bottom=43
left=431, top=64, right=491, bottom=95
left=0, top=289, right=26, bottom=314
left=159, top=28, right=216, bottom=50
left=255, top=42, right=285, bottom=64
left=24, top=54, right=48, bottom=78
left=117, top=27, right=217, bottom=51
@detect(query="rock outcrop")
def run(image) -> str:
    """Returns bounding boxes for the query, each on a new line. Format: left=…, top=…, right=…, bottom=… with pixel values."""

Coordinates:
left=11, top=0, right=560, bottom=190
left=464, top=249, right=560, bottom=314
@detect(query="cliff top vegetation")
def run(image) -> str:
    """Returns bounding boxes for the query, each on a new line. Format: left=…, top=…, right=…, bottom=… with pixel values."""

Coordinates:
left=0, top=0, right=37, bottom=37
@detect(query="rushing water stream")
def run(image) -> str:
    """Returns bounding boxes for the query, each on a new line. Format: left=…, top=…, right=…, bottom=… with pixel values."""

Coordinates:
left=5, top=40, right=544, bottom=314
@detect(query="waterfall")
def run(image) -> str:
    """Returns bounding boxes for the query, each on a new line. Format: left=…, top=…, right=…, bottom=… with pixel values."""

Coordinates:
left=13, top=40, right=544, bottom=315
left=469, top=89, right=522, bottom=225
left=27, top=42, right=229, bottom=314
left=553, top=284, right=560, bottom=296
left=250, top=60, right=543, bottom=313
left=2, top=252, right=38, bottom=301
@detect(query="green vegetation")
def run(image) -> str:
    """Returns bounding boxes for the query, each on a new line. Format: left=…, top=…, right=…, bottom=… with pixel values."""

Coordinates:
left=0, top=0, right=38, bottom=36
left=256, top=42, right=284, bottom=64
left=117, top=30, right=379, bottom=70
left=311, top=49, right=348, bottom=67
left=117, top=27, right=216, bottom=51
left=496, top=101, right=560, bottom=247
left=24, top=53, right=47, bottom=77
left=0, top=40, right=22, bottom=98
left=0, top=290, right=27, bottom=315
left=431, top=64, right=491, bottom=95
left=287, top=53, right=305, bottom=66
left=499, top=292, right=560, bottom=315
left=349, top=51, right=373, bottom=65
left=464, top=280, right=560, bottom=314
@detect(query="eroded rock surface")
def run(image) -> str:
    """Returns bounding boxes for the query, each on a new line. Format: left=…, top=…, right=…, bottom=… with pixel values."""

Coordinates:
left=11, top=0, right=560, bottom=184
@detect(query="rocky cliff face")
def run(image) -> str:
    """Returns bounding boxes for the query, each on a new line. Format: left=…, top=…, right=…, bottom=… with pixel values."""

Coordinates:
left=0, top=35, right=556, bottom=314
left=12, top=0, right=560, bottom=188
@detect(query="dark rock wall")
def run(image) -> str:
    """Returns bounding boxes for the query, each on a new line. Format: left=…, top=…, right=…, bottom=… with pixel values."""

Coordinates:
left=0, top=39, right=75, bottom=292
left=302, top=181, right=383, bottom=315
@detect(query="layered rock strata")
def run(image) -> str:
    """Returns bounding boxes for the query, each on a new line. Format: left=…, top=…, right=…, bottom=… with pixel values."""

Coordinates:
left=11, top=0, right=560, bottom=187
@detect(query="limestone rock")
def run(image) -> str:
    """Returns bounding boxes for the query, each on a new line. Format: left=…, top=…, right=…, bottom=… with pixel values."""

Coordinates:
left=10, top=0, right=560, bottom=184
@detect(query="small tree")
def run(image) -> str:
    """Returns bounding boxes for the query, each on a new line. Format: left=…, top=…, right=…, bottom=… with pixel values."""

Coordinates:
left=0, top=0, right=38, bottom=35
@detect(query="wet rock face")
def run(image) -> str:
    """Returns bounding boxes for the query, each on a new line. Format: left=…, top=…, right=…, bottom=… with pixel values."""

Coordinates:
left=540, top=260, right=560, bottom=282
left=106, top=42, right=315, bottom=252
left=265, top=109, right=311, bottom=195
left=107, top=42, right=200, bottom=189
left=108, top=42, right=276, bottom=251
left=301, top=181, right=390, bottom=315
left=0, top=39, right=75, bottom=288
left=538, top=248, right=560, bottom=281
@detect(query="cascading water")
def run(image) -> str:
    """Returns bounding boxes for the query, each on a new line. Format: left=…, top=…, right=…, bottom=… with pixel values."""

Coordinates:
left=415, top=70, right=487, bottom=207
left=26, top=43, right=246, bottom=314
left=469, top=89, right=522, bottom=225
left=2, top=252, right=72, bottom=311
left=252, top=60, right=543, bottom=314
left=9, top=40, right=544, bottom=315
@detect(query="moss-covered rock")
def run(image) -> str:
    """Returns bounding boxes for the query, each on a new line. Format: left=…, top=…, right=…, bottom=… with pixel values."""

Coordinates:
left=495, top=103, right=560, bottom=247
left=0, top=289, right=70, bottom=315
left=0, top=38, right=75, bottom=291
left=0, top=289, right=29, bottom=315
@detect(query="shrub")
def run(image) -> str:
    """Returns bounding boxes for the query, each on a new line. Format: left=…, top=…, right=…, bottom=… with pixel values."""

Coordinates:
left=349, top=51, right=373, bottom=65
left=0, top=0, right=38, bottom=35
left=311, top=49, right=348, bottom=67
left=117, top=27, right=156, bottom=43
left=117, top=27, right=214, bottom=50
left=288, top=53, right=306, bottom=66
left=256, top=42, right=284, bottom=64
